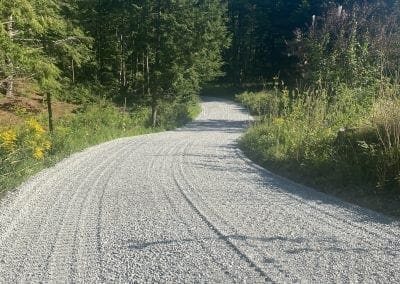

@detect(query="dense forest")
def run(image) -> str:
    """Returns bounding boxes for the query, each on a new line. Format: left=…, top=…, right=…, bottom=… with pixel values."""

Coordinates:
left=1, top=0, right=400, bottom=214
left=6, top=0, right=398, bottom=104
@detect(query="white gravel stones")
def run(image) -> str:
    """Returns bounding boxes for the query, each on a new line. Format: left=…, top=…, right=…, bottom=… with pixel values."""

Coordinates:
left=0, top=97, right=399, bottom=283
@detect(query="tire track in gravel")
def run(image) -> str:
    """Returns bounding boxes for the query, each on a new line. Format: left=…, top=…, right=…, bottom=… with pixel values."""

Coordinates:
left=171, top=142, right=275, bottom=283
left=176, top=140, right=295, bottom=283
left=0, top=138, right=146, bottom=282
left=93, top=137, right=154, bottom=282
left=157, top=139, right=257, bottom=282
left=171, top=98, right=399, bottom=282
left=227, top=147, right=400, bottom=254
left=235, top=148, right=400, bottom=242
left=27, top=139, right=144, bottom=282
left=129, top=137, right=247, bottom=282
left=0, top=139, right=134, bottom=243
left=176, top=104, right=298, bottom=282
left=178, top=141, right=348, bottom=282
left=0, top=149, right=95, bottom=241
left=98, top=134, right=195, bottom=282
left=212, top=143, right=397, bottom=245
left=65, top=137, right=149, bottom=282
left=232, top=146, right=400, bottom=240
left=176, top=98, right=398, bottom=282
left=0, top=146, right=113, bottom=279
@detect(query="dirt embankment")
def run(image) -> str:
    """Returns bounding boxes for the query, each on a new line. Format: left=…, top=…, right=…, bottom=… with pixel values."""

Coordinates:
left=0, top=94, right=76, bottom=129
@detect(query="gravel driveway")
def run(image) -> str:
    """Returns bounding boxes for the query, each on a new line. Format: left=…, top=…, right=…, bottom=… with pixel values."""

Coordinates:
left=0, top=97, right=399, bottom=283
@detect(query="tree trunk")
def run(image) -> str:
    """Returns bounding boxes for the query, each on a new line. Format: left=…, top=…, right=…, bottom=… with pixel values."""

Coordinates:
left=71, top=58, right=75, bottom=83
left=151, top=101, right=157, bottom=127
left=146, top=53, right=150, bottom=98
left=146, top=53, right=157, bottom=126
left=151, top=0, right=162, bottom=128
left=47, top=93, right=54, bottom=135
left=5, top=74, right=13, bottom=98
left=142, top=53, right=146, bottom=97
left=119, top=34, right=124, bottom=87
left=96, top=0, right=104, bottom=83
left=6, top=15, right=14, bottom=97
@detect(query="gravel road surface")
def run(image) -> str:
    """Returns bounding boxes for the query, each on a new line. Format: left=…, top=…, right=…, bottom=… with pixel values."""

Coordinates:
left=0, top=97, right=399, bottom=283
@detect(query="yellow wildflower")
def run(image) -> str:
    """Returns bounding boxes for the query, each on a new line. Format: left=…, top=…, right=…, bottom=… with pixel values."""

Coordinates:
left=33, top=147, right=44, bottom=160
left=274, top=117, right=285, bottom=126
left=0, top=129, right=18, bottom=152
left=26, top=119, right=45, bottom=134
left=43, top=140, right=52, bottom=150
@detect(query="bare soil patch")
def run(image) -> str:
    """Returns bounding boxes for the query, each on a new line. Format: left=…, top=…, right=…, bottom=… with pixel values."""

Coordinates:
left=0, top=94, right=77, bottom=129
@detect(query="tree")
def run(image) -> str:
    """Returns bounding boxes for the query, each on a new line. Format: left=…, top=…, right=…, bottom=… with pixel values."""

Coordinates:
left=0, top=0, right=92, bottom=96
left=1, top=0, right=230, bottom=129
left=292, top=1, right=400, bottom=92
left=0, top=0, right=92, bottom=134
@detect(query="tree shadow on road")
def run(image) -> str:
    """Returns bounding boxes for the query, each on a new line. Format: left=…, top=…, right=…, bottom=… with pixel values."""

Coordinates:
left=126, top=233, right=394, bottom=257
left=182, top=143, right=400, bottom=227
left=176, top=119, right=252, bottom=134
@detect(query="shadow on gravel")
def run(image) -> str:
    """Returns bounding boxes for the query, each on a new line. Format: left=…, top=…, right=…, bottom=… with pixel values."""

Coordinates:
left=127, top=234, right=391, bottom=256
left=180, top=143, right=400, bottom=226
left=227, top=146, right=400, bottom=226
left=177, top=119, right=251, bottom=134
left=127, top=234, right=305, bottom=250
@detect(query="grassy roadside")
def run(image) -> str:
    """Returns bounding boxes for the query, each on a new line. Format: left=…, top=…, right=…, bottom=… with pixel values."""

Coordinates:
left=240, top=144, right=400, bottom=219
left=0, top=95, right=200, bottom=195
left=236, top=89, right=400, bottom=219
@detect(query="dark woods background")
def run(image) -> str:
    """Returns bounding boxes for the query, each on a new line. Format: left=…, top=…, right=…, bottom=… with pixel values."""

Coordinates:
left=224, top=0, right=399, bottom=86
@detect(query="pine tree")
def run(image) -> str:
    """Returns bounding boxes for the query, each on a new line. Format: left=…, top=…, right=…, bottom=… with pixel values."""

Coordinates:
left=0, top=0, right=92, bottom=97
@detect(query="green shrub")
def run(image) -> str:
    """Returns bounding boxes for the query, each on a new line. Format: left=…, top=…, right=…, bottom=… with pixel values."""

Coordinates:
left=328, top=94, right=400, bottom=190
left=157, top=95, right=201, bottom=129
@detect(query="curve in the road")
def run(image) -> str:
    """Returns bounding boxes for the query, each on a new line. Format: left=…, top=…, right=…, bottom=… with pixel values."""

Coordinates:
left=0, top=97, right=399, bottom=283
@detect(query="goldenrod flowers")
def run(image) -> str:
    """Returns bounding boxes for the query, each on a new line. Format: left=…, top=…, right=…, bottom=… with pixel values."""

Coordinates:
left=0, top=119, right=51, bottom=160
left=25, top=119, right=52, bottom=160
left=0, top=129, right=17, bottom=153
left=26, top=118, right=45, bottom=136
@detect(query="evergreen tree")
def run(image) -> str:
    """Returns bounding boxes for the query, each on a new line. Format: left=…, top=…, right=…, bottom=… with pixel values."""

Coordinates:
left=0, top=0, right=92, bottom=97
